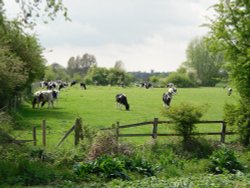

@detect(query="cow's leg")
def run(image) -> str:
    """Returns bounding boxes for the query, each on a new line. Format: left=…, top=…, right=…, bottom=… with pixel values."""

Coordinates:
left=116, top=102, right=120, bottom=109
left=32, top=98, right=37, bottom=108
left=41, top=101, right=46, bottom=107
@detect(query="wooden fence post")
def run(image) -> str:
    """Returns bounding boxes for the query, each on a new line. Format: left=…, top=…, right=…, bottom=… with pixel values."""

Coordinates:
left=42, top=120, right=46, bottom=147
left=115, top=121, right=119, bottom=142
left=74, top=118, right=83, bottom=146
left=33, top=126, right=37, bottom=146
left=220, top=121, right=226, bottom=143
left=152, top=118, right=158, bottom=139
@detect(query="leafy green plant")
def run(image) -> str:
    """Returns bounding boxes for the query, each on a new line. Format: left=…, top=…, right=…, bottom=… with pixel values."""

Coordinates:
left=0, top=159, right=57, bottom=186
left=106, top=173, right=250, bottom=188
left=74, top=155, right=155, bottom=181
left=209, top=145, right=244, bottom=174
left=162, top=102, right=207, bottom=149
left=224, top=100, right=250, bottom=146
left=121, top=155, right=155, bottom=177
left=74, top=155, right=129, bottom=180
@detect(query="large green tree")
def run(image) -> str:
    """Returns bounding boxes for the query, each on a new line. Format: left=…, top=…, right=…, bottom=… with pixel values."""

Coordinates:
left=208, top=0, right=250, bottom=145
left=0, top=16, right=45, bottom=108
left=0, top=47, right=27, bottom=107
left=0, top=0, right=68, bottom=108
left=44, top=63, right=69, bottom=81
left=84, top=67, right=109, bottom=85
left=184, top=37, right=224, bottom=86
left=67, top=53, right=97, bottom=78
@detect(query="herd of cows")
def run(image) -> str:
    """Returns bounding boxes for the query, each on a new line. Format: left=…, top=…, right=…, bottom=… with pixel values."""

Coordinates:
left=32, top=80, right=233, bottom=111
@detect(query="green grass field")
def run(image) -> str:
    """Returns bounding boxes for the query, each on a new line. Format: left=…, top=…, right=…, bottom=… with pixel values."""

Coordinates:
left=15, top=86, right=239, bottom=148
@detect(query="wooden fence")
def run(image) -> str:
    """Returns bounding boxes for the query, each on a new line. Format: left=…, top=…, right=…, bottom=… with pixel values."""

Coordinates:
left=102, top=118, right=236, bottom=143
left=15, top=118, right=84, bottom=147
left=18, top=118, right=236, bottom=146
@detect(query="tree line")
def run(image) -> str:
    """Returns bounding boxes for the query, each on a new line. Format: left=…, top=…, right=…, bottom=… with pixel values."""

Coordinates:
left=43, top=36, right=228, bottom=89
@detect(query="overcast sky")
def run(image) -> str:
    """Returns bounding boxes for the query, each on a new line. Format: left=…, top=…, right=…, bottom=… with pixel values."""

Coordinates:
left=5, top=0, right=218, bottom=72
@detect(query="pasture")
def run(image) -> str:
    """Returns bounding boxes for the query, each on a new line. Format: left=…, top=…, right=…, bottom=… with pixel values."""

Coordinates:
left=15, top=86, right=239, bottom=148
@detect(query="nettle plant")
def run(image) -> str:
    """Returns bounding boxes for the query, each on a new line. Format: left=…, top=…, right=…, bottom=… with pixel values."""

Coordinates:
left=162, top=102, right=207, bottom=148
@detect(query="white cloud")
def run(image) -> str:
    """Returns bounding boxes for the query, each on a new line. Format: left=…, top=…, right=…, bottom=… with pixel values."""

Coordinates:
left=4, top=0, right=218, bottom=72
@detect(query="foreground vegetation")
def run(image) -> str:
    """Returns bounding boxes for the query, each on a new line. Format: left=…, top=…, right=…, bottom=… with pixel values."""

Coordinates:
left=0, top=131, right=249, bottom=187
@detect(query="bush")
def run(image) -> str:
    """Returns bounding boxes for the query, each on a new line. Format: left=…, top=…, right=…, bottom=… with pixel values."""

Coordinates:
left=162, top=102, right=207, bottom=149
left=209, top=145, right=244, bottom=174
left=74, top=155, right=155, bottom=181
left=87, top=130, right=134, bottom=160
left=74, top=155, right=129, bottom=180
left=163, top=72, right=195, bottom=88
left=224, top=100, right=250, bottom=146
left=88, top=130, right=118, bottom=160
left=0, top=159, right=57, bottom=186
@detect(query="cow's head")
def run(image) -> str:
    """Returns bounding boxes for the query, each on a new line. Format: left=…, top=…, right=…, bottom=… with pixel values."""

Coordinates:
left=125, top=104, right=130, bottom=111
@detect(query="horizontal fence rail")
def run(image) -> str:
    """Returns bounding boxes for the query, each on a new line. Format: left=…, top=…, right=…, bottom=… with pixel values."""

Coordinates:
left=101, top=118, right=236, bottom=143
left=17, top=118, right=237, bottom=147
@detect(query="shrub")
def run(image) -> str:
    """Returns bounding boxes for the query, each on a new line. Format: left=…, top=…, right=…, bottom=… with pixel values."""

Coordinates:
left=0, top=159, right=56, bottom=186
left=87, top=130, right=135, bottom=160
left=224, top=100, right=250, bottom=146
left=74, top=155, right=129, bottom=180
left=163, top=72, right=195, bottom=88
left=87, top=130, right=118, bottom=160
left=162, top=102, right=207, bottom=149
left=74, top=155, right=155, bottom=181
left=209, top=145, right=244, bottom=174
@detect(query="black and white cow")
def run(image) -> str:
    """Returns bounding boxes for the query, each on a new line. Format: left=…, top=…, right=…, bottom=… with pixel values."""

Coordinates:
left=47, top=82, right=57, bottom=90
left=80, top=82, right=87, bottom=90
left=59, top=82, right=68, bottom=90
left=162, top=87, right=177, bottom=107
left=32, top=90, right=59, bottom=109
left=116, top=93, right=130, bottom=111
left=227, top=88, right=233, bottom=96
left=145, top=82, right=152, bottom=89
left=167, top=83, right=175, bottom=88
left=140, top=82, right=152, bottom=89
left=40, top=81, right=48, bottom=88
left=70, top=81, right=77, bottom=86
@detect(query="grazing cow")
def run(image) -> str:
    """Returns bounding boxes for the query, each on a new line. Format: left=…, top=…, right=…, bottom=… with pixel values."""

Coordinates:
left=47, top=82, right=57, bottom=90
left=168, top=87, right=177, bottom=94
left=116, top=93, right=130, bottom=111
left=145, top=82, right=152, bottom=89
left=162, top=92, right=172, bottom=107
left=162, top=87, right=177, bottom=107
left=140, top=82, right=152, bottom=89
left=227, top=88, right=233, bottom=96
left=32, top=90, right=59, bottom=108
left=40, top=81, right=48, bottom=88
left=167, top=83, right=175, bottom=88
left=70, top=81, right=77, bottom=86
left=80, top=82, right=87, bottom=90
left=140, top=82, right=145, bottom=88
left=59, top=82, right=68, bottom=90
